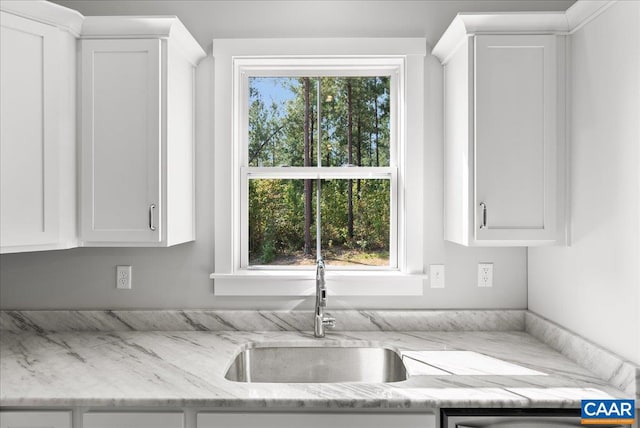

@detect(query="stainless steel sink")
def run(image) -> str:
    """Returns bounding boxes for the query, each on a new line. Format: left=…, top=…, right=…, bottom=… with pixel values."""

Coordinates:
left=224, top=346, right=408, bottom=383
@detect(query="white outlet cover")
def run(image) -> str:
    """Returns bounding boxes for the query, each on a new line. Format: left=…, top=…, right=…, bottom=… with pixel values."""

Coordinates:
left=116, top=265, right=132, bottom=289
left=430, top=264, right=445, bottom=288
left=478, top=263, right=493, bottom=287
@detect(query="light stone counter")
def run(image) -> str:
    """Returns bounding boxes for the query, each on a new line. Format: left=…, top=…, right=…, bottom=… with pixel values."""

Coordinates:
left=0, top=328, right=633, bottom=409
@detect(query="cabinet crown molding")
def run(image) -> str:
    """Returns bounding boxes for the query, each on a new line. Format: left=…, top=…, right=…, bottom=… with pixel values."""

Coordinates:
left=432, top=12, right=569, bottom=64
left=81, top=16, right=206, bottom=65
left=1, top=3, right=207, bottom=65
left=565, top=0, right=616, bottom=34
left=0, top=0, right=83, bottom=36
left=432, top=1, right=617, bottom=64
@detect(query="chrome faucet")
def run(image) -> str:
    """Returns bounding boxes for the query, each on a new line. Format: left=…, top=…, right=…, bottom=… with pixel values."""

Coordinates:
left=314, top=259, right=335, bottom=337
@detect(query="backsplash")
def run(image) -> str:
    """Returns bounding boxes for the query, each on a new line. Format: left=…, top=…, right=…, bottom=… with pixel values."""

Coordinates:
left=0, top=309, right=525, bottom=332
left=1, top=308, right=637, bottom=399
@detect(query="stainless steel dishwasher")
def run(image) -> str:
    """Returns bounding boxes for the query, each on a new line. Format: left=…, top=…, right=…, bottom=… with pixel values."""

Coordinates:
left=441, top=409, right=633, bottom=428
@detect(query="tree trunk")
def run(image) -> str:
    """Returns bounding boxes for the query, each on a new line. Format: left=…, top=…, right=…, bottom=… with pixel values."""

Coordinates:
left=303, top=78, right=312, bottom=255
left=347, top=80, right=354, bottom=240
left=356, top=110, right=362, bottom=197
left=374, top=79, right=380, bottom=167
left=310, top=102, right=314, bottom=165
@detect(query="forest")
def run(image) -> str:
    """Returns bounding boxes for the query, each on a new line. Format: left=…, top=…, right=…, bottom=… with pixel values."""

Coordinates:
left=248, top=76, right=392, bottom=267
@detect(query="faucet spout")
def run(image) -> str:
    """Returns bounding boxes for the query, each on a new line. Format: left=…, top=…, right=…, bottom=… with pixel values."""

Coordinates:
left=314, top=259, right=334, bottom=337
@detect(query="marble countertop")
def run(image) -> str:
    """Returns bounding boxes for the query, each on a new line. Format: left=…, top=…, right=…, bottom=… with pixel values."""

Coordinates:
left=0, top=329, right=631, bottom=409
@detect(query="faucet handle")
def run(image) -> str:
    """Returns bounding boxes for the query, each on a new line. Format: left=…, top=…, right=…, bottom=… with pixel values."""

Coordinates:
left=323, top=316, right=336, bottom=329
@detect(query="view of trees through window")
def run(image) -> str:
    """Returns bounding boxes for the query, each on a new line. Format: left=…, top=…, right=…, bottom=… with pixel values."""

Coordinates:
left=248, top=76, right=391, bottom=267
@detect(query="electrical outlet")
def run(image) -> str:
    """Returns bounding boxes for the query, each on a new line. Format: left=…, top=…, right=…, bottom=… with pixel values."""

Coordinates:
left=116, top=265, right=132, bottom=289
left=430, top=264, right=445, bottom=288
left=478, top=263, right=493, bottom=287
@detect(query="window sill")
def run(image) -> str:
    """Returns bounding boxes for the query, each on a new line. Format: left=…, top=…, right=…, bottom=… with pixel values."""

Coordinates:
left=209, top=271, right=427, bottom=296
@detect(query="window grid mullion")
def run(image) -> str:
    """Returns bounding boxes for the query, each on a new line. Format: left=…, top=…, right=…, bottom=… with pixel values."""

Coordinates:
left=242, top=166, right=395, bottom=180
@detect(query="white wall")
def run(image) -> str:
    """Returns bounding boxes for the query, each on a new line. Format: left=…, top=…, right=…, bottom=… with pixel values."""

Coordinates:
left=0, top=0, right=574, bottom=310
left=529, top=1, right=640, bottom=365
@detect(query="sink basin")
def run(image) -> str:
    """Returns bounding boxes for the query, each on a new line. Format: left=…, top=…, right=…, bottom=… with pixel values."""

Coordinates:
left=224, top=346, right=408, bottom=383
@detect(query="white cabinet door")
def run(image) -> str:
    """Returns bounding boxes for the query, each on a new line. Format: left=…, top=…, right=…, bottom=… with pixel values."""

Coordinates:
left=84, top=412, right=183, bottom=428
left=0, top=3, right=78, bottom=254
left=1, top=12, right=60, bottom=251
left=197, top=412, right=435, bottom=428
left=474, top=35, right=557, bottom=243
left=80, top=38, right=161, bottom=244
left=0, top=411, right=71, bottom=428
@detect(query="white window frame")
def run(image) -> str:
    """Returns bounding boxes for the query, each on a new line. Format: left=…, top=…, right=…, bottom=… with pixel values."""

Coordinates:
left=211, top=38, right=426, bottom=296
left=239, top=59, right=400, bottom=270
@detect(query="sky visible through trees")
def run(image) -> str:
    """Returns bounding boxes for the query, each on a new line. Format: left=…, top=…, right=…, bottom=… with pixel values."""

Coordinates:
left=248, top=76, right=391, bottom=267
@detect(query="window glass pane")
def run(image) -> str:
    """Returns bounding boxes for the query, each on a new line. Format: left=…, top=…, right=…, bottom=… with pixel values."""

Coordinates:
left=320, top=77, right=391, bottom=167
left=249, top=178, right=391, bottom=267
left=248, top=76, right=391, bottom=168
left=249, top=178, right=317, bottom=266
left=249, top=77, right=318, bottom=167
left=320, top=178, right=390, bottom=267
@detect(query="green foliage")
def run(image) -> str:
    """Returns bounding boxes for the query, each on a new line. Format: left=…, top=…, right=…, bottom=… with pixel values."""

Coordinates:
left=248, top=76, right=391, bottom=265
left=249, top=179, right=313, bottom=263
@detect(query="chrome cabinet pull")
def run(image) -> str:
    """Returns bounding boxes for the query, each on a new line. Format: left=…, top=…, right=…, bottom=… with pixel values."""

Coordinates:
left=479, top=202, right=487, bottom=229
left=149, top=204, right=157, bottom=231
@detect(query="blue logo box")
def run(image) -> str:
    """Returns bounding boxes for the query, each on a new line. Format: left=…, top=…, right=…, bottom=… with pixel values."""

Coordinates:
left=581, top=399, right=635, bottom=424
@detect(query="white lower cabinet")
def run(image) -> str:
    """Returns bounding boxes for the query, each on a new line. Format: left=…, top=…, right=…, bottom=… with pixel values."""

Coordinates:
left=1, top=410, right=435, bottom=428
left=197, top=412, right=435, bottom=428
left=83, top=412, right=183, bottom=428
left=0, top=411, right=72, bottom=428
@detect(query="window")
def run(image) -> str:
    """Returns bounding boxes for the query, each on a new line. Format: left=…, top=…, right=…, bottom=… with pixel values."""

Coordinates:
left=243, top=72, right=397, bottom=269
left=212, top=39, right=426, bottom=295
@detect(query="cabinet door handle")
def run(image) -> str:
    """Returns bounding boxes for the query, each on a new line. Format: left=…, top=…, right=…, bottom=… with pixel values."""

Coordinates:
left=149, top=204, right=157, bottom=231
left=479, top=202, right=487, bottom=229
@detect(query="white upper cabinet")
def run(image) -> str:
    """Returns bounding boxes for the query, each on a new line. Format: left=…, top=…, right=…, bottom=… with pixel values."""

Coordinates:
left=79, top=17, right=205, bottom=246
left=0, top=2, right=81, bottom=254
left=433, top=14, right=566, bottom=247
left=0, top=6, right=205, bottom=252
